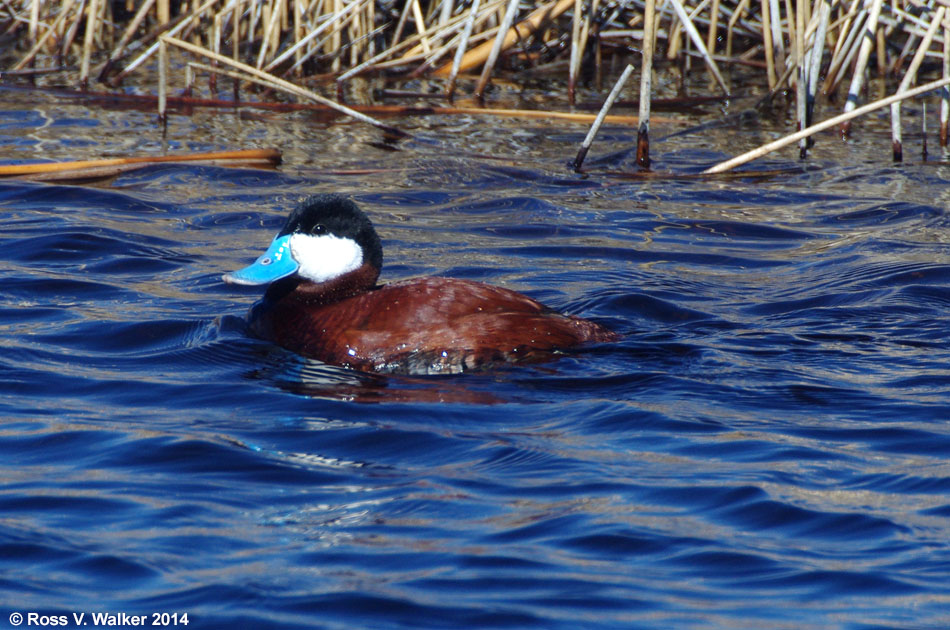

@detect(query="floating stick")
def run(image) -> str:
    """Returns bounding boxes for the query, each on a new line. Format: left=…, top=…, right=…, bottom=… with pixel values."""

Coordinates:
left=0, top=149, right=282, bottom=177
left=573, top=63, right=634, bottom=171
left=704, top=77, right=950, bottom=174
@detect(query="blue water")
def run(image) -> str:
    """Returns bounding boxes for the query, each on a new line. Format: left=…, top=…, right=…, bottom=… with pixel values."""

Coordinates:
left=3, top=87, right=950, bottom=629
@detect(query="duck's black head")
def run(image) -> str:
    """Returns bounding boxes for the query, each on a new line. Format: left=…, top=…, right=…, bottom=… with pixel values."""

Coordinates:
left=223, top=194, right=383, bottom=286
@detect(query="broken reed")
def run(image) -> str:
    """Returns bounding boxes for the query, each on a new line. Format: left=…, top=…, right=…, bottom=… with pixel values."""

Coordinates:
left=5, top=0, right=950, bottom=165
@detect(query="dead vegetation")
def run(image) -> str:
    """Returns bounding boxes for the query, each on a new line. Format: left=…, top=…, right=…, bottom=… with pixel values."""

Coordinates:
left=3, top=0, right=950, bottom=171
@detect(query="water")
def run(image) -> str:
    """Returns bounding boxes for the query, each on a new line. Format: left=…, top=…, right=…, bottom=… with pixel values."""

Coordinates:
left=2, top=84, right=950, bottom=629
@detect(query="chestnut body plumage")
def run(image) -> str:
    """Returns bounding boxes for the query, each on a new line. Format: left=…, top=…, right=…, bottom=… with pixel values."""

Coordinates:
left=224, top=195, right=618, bottom=375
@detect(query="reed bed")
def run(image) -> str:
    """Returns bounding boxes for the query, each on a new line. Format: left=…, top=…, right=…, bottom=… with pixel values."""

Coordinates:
left=4, top=0, right=950, bottom=170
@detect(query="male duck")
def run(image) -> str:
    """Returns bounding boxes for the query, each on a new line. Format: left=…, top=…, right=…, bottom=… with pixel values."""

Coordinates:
left=224, top=194, right=618, bottom=374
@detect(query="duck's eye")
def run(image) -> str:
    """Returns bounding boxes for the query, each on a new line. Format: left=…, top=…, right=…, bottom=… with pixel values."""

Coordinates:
left=313, top=224, right=327, bottom=235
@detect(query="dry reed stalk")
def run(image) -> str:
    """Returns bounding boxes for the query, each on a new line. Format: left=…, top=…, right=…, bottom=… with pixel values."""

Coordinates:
left=168, top=39, right=403, bottom=134
left=105, top=0, right=220, bottom=85
left=573, top=62, right=635, bottom=170
left=567, top=0, right=600, bottom=97
left=823, top=11, right=864, bottom=93
left=942, top=17, right=949, bottom=147
left=28, top=0, right=38, bottom=43
left=13, top=0, right=78, bottom=71
left=805, top=0, right=829, bottom=128
left=796, top=0, right=806, bottom=157
left=80, top=0, right=100, bottom=87
left=390, top=0, right=414, bottom=49
left=433, top=0, right=574, bottom=75
left=875, top=21, right=886, bottom=75
left=232, top=0, right=242, bottom=58
left=667, top=0, right=728, bottom=93
left=725, top=0, right=752, bottom=58
left=760, top=0, right=776, bottom=88
left=576, top=0, right=600, bottom=93
left=263, top=0, right=360, bottom=73
left=438, top=0, right=454, bottom=47
left=638, top=0, right=657, bottom=169
left=158, top=38, right=168, bottom=121
left=366, top=0, right=375, bottom=58
left=403, top=0, right=505, bottom=60
left=840, top=0, right=883, bottom=138
left=704, top=76, right=950, bottom=174
left=767, top=0, right=784, bottom=71
left=257, top=0, right=283, bottom=68
left=446, top=0, right=482, bottom=98
left=474, top=0, right=524, bottom=97
left=60, top=0, right=86, bottom=64
left=890, top=5, right=944, bottom=162
left=342, top=10, right=485, bottom=79
left=569, top=0, right=581, bottom=103
left=292, top=0, right=303, bottom=71
left=411, top=0, right=432, bottom=54
left=96, top=0, right=156, bottom=80
left=330, top=0, right=342, bottom=71
left=706, top=0, right=721, bottom=56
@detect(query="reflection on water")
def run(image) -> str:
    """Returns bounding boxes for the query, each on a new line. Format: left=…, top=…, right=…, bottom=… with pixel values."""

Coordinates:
left=2, top=84, right=950, bottom=629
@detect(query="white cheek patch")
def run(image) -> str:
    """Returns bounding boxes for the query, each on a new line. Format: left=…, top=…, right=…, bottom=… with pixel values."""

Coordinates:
left=289, top=233, right=364, bottom=283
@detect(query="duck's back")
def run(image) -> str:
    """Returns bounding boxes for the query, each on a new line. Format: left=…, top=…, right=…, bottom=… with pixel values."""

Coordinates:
left=250, top=277, right=617, bottom=374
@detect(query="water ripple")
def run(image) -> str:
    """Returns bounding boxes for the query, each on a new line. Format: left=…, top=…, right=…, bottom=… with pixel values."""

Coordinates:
left=2, top=95, right=950, bottom=629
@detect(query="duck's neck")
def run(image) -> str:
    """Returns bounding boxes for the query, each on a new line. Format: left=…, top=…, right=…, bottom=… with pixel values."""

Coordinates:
left=264, top=262, right=381, bottom=306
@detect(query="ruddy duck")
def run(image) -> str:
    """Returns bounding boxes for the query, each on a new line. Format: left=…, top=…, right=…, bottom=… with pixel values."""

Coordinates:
left=224, top=195, right=618, bottom=374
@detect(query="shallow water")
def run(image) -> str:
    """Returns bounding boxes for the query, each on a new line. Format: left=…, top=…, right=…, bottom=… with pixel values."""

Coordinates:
left=3, top=83, right=950, bottom=629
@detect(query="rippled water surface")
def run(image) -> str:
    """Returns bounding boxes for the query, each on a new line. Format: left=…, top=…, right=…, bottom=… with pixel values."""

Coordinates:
left=3, top=84, right=950, bottom=629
